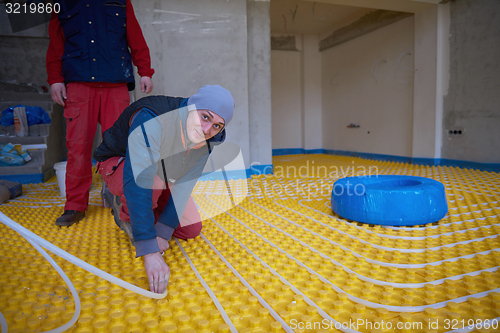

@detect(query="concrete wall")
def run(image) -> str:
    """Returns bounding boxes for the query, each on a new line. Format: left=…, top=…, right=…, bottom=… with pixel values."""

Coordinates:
left=7, top=0, right=498, bottom=170
left=321, top=16, right=414, bottom=156
left=247, top=0, right=273, bottom=167
left=0, top=36, right=50, bottom=91
left=131, top=0, right=250, bottom=155
left=271, top=48, right=302, bottom=149
left=0, top=0, right=274, bottom=171
left=271, top=34, right=322, bottom=151
left=302, top=35, right=323, bottom=150
left=442, top=0, right=500, bottom=163
left=412, top=6, right=439, bottom=159
left=0, top=6, right=50, bottom=90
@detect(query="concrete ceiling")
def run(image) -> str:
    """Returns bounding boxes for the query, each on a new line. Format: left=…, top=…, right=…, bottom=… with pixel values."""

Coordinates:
left=270, top=0, right=370, bottom=35
left=302, top=0, right=440, bottom=13
left=270, top=0, right=439, bottom=35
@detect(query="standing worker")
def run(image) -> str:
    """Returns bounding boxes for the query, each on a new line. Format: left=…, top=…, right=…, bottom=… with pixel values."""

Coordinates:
left=94, top=85, right=235, bottom=293
left=46, top=0, right=155, bottom=226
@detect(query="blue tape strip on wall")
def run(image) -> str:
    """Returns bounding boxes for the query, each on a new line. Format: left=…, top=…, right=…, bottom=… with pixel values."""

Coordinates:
left=331, top=175, right=448, bottom=226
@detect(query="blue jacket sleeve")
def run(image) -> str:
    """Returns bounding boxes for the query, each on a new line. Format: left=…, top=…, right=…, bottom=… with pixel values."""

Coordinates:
left=123, top=108, right=163, bottom=257
left=156, top=148, right=209, bottom=232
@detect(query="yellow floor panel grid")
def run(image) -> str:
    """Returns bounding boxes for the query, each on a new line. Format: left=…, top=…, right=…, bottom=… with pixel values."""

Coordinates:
left=1, top=154, right=500, bottom=333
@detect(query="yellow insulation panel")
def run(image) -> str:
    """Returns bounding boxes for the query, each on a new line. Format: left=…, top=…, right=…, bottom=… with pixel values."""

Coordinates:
left=0, top=154, right=499, bottom=332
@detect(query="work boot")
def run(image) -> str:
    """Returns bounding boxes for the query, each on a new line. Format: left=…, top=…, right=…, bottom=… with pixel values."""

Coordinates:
left=102, top=186, right=134, bottom=245
left=101, top=182, right=111, bottom=208
left=114, top=211, right=135, bottom=246
left=55, top=210, right=85, bottom=226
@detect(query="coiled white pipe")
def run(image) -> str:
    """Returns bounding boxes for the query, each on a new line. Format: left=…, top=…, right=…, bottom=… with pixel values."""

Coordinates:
left=0, top=212, right=166, bottom=298
left=205, top=196, right=500, bottom=312
left=199, top=233, right=294, bottom=333
left=0, top=211, right=166, bottom=333
left=310, top=199, right=497, bottom=232
left=24, top=237, right=81, bottom=333
left=276, top=199, right=500, bottom=240
left=175, top=238, right=237, bottom=333
left=251, top=199, right=498, bottom=253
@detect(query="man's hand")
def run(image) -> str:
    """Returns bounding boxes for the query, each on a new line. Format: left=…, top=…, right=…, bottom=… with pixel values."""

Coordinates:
left=50, top=83, right=67, bottom=106
left=144, top=252, right=170, bottom=293
left=140, top=76, right=153, bottom=94
left=157, top=236, right=170, bottom=253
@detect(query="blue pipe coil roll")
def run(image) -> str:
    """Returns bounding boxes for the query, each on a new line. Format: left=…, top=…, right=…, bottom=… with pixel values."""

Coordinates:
left=331, top=175, right=448, bottom=226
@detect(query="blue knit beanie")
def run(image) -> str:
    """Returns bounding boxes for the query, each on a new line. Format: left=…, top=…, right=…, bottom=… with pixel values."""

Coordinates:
left=187, top=85, right=235, bottom=125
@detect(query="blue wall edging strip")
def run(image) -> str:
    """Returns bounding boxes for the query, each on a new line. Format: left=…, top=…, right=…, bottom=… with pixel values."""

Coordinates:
left=323, top=149, right=411, bottom=163
left=273, top=148, right=329, bottom=156
left=2, top=164, right=275, bottom=184
left=199, top=170, right=248, bottom=181
left=273, top=148, right=500, bottom=172
left=248, top=164, right=273, bottom=177
left=272, top=148, right=306, bottom=156
left=414, top=158, right=500, bottom=172
left=198, top=164, right=273, bottom=181
left=4, top=151, right=497, bottom=185
left=305, top=149, right=324, bottom=155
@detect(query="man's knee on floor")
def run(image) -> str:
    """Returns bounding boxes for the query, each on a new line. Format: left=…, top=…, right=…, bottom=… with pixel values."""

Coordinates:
left=188, top=221, right=202, bottom=238
left=174, top=221, right=202, bottom=240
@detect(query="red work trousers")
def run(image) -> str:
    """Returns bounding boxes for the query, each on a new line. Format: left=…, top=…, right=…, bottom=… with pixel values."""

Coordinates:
left=97, top=156, right=202, bottom=240
left=64, top=83, right=130, bottom=212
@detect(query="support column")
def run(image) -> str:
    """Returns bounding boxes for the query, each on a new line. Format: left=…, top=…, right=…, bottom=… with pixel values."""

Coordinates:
left=412, top=4, right=449, bottom=160
left=302, top=34, right=322, bottom=151
left=247, top=0, right=273, bottom=173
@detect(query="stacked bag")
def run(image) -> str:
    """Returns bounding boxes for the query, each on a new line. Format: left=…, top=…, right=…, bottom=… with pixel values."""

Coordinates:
left=0, top=179, right=22, bottom=204
left=0, top=143, right=31, bottom=166
left=1, top=104, right=51, bottom=137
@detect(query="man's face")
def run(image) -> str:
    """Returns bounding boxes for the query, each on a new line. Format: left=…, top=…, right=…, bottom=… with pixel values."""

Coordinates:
left=186, top=109, right=225, bottom=144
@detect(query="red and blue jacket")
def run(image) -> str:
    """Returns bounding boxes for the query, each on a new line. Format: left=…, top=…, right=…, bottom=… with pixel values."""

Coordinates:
left=47, top=0, right=154, bottom=87
left=95, top=96, right=226, bottom=256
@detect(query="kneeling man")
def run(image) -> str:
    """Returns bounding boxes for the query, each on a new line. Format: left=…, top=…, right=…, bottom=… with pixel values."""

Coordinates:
left=94, top=85, right=234, bottom=294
